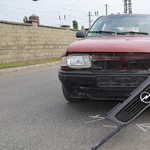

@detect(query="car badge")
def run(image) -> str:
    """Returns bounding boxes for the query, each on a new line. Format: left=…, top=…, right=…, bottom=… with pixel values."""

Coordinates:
left=140, top=92, right=150, bottom=104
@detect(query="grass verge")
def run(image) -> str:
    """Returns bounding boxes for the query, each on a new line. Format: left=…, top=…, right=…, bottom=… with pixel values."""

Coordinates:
left=0, top=57, right=61, bottom=69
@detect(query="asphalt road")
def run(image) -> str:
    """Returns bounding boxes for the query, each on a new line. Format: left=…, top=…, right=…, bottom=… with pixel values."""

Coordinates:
left=0, top=65, right=150, bottom=150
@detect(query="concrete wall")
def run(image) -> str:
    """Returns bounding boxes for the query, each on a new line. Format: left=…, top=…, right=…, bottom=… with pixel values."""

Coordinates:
left=0, top=20, right=79, bottom=65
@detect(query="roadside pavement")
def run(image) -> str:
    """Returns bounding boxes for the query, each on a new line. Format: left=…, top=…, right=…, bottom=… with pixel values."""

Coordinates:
left=0, top=61, right=60, bottom=74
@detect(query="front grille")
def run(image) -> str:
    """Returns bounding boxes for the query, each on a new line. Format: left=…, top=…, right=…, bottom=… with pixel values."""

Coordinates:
left=93, top=60, right=122, bottom=70
left=127, top=59, right=150, bottom=69
left=115, top=85, right=150, bottom=123
left=97, top=75, right=148, bottom=88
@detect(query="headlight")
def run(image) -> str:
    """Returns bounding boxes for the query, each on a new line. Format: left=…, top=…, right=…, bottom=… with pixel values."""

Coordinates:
left=67, top=55, right=91, bottom=69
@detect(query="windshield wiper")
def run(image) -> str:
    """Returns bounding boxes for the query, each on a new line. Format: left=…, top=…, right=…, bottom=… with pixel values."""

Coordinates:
left=117, top=31, right=148, bottom=35
left=88, top=30, right=148, bottom=36
left=88, top=30, right=115, bottom=34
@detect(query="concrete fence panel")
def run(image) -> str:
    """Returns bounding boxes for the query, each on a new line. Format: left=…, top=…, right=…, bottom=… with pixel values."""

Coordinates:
left=0, top=20, right=79, bottom=65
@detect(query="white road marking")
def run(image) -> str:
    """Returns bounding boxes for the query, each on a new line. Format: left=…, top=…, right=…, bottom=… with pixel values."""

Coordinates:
left=85, top=115, right=105, bottom=124
left=136, top=123, right=150, bottom=132
left=103, top=125, right=117, bottom=128
left=89, top=115, right=103, bottom=119
left=85, top=118, right=105, bottom=124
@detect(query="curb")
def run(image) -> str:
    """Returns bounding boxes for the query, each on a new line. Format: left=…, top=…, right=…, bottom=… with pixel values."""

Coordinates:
left=0, top=61, right=60, bottom=74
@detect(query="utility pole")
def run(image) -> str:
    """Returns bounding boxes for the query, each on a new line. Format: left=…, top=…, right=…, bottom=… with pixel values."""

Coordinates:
left=88, top=11, right=92, bottom=28
left=124, top=0, right=132, bottom=14
left=105, top=4, right=108, bottom=15
left=124, top=0, right=127, bottom=14
left=128, top=0, right=132, bottom=13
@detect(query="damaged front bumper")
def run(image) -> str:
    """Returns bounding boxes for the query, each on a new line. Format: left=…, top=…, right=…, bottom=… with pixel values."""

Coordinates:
left=58, top=70, right=150, bottom=101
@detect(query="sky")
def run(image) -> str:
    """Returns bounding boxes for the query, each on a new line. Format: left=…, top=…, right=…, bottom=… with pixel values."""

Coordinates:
left=1, top=0, right=150, bottom=29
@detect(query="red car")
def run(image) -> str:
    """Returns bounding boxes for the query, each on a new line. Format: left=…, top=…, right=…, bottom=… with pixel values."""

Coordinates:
left=58, top=14, right=150, bottom=102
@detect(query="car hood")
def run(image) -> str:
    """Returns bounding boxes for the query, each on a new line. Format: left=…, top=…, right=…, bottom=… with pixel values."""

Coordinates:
left=66, top=35, right=150, bottom=53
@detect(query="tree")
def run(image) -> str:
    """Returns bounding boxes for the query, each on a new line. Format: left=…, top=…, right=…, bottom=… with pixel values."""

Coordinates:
left=81, top=25, right=84, bottom=30
left=72, top=20, right=78, bottom=29
left=23, top=16, right=28, bottom=23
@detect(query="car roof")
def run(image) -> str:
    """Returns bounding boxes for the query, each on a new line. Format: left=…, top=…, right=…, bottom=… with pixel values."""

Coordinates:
left=100, top=14, right=150, bottom=18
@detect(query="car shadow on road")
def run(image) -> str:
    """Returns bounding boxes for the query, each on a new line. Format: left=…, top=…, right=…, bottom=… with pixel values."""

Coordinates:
left=60, top=100, right=119, bottom=122
left=63, top=99, right=150, bottom=123
left=66, top=100, right=119, bottom=113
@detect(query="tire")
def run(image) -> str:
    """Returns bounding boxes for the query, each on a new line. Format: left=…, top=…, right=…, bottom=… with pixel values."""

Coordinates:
left=62, top=86, right=81, bottom=102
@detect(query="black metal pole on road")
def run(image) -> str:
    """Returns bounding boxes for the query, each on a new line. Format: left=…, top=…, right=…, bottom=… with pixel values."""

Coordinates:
left=91, top=124, right=125, bottom=150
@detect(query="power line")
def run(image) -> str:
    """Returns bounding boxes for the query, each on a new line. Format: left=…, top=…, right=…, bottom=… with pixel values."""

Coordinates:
left=139, top=0, right=150, bottom=12
left=0, top=5, right=88, bottom=22
left=1, top=0, right=99, bottom=28
left=0, top=10, right=8, bottom=16
left=63, top=0, right=83, bottom=9
left=5, top=0, right=98, bottom=17
left=1, top=1, right=90, bottom=20
left=7, top=0, right=91, bottom=15
left=2, top=1, right=89, bottom=18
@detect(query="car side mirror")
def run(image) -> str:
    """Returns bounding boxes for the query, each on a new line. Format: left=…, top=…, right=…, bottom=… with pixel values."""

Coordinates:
left=76, top=31, right=86, bottom=38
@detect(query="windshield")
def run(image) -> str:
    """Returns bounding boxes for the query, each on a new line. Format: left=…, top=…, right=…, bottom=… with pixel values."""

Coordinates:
left=87, top=15, right=150, bottom=36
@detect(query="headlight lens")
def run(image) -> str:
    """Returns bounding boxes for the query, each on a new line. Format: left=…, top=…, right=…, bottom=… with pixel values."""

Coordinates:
left=67, top=55, right=91, bottom=69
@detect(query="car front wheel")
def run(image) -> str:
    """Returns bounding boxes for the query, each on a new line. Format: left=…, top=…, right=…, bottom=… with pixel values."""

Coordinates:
left=62, top=85, right=82, bottom=102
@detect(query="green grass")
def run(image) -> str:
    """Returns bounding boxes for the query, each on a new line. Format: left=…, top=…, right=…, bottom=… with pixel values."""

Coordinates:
left=0, top=57, right=61, bottom=69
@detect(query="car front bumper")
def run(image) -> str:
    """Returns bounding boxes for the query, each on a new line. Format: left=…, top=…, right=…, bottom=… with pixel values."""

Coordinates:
left=58, top=70, right=150, bottom=101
